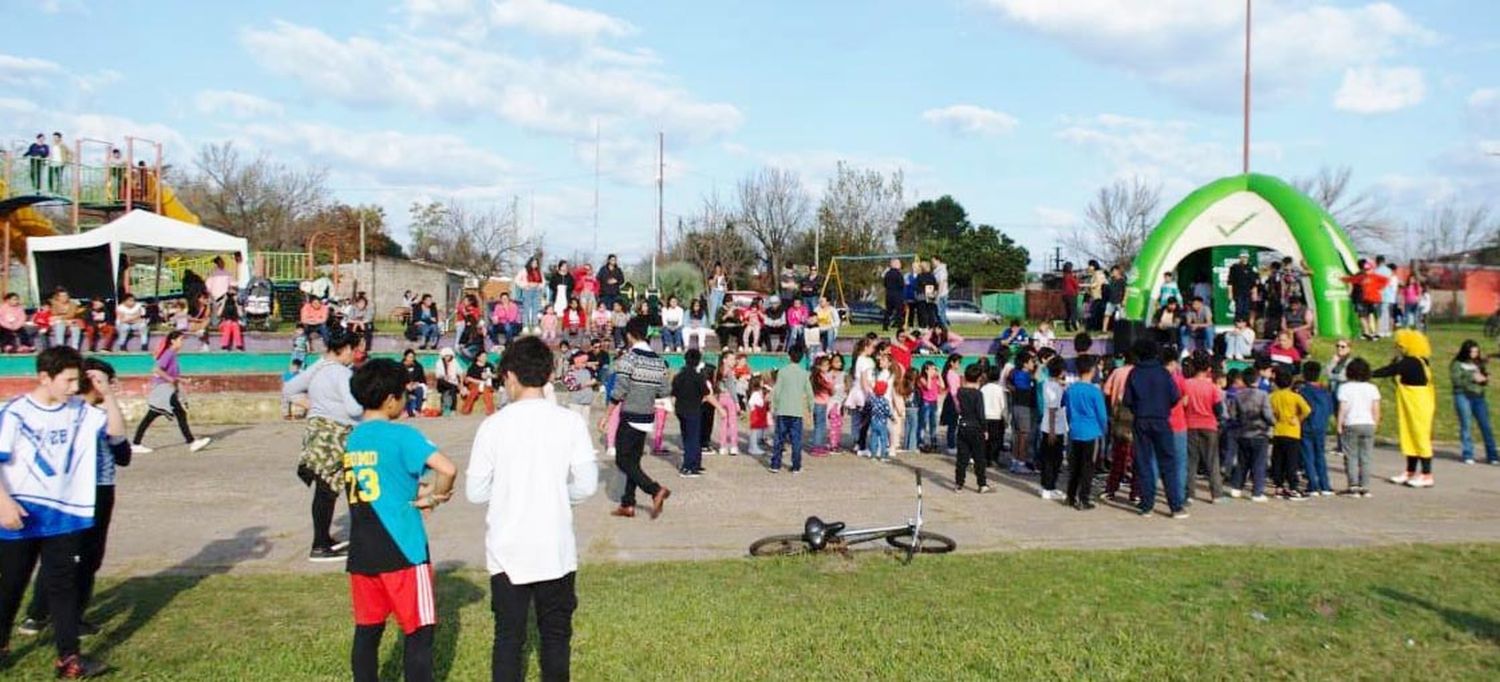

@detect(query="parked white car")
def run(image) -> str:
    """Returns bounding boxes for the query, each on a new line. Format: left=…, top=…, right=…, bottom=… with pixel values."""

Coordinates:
left=944, top=300, right=999, bottom=326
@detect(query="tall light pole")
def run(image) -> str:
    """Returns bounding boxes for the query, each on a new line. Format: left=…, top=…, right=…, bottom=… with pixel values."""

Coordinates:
left=1242, top=0, right=1253, bottom=175
left=654, top=131, right=664, bottom=290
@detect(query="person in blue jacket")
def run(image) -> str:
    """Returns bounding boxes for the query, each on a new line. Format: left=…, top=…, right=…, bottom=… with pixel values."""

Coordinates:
left=1297, top=361, right=1335, bottom=496
left=1123, top=339, right=1187, bottom=518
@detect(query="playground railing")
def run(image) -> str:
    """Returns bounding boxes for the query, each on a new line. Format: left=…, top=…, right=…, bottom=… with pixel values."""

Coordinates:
left=254, top=252, right=310, bottom=283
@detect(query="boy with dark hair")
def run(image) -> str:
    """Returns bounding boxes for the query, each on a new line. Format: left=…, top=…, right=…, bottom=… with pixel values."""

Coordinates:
left=344, top=358, right=457, bottom=682
left=770, top=345, right=813, bottom=473
left=980, top=365, right=1007, bottom=469
left=1268, top=368, right=1311, bottom=500
left=671, top=349, right=709, bottom=477
left=1062, top=356, right=1107, bottom=509
left=19, top=359, right=131, bottom=640
left=1007, top=350, right=1037, bottom=475
left=609, top=318, right=670, bottom=517
left=468, top=336, right=598, bottom=681
left=1298, top=361, right=1335, bottom=496
left=954, top=363, right=990, bottom=493
left=1227, top=368, right=1274, bottom=501
left=1038, top=356, right=1069, bottom=500
left=1182, top=356, right=1224, bottom=502
left=0, top=347, right=124, bottom=678
left=1123, top=339, right=1187, bottom=518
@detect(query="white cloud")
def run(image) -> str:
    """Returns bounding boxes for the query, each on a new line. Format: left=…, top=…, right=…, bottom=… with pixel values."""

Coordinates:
left=921, top=104, right=1019, bottom=136
left=1034, top=206, right=1077, bottom=228
left=195, top=89, right=285, bottom=119
left=1469, top=88, right=1500, bottom=133
left=402, top=0, right=635, bottom=42
left=232, top=122, right=512, bottom=187
left=1333, top=66, right=1425, bottom=113
left=0, top=53, right=64, bottom=87
left=490, top=0, right=636, bottom=41
left=981, top=0, right=1437, bottom=109
left=239, top=20, right=741, bottom=142
left=1055, top=113, right=1237, bottom=195
left=0, top=96, right=191, bottom=158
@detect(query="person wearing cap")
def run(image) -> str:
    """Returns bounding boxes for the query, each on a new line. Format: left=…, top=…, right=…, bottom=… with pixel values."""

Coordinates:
left=1227, top=250, right=1258, bottom=324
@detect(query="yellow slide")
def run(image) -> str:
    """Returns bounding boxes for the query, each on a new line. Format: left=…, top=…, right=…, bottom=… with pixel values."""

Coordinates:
left=149, top=176, right=200, bottom=224
left=0, top=177, right=58, bottom=259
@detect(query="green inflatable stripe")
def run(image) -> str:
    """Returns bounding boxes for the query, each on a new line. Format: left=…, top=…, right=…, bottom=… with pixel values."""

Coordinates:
left=1124, top=173, right=1357, bottom=338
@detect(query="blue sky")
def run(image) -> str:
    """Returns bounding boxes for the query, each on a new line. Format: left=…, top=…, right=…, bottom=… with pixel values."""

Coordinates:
left=3, top=0, right=1497, bottom=267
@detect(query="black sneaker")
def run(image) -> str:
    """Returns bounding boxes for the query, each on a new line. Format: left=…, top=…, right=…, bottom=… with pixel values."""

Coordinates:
left=678, top=469, right=701, bottom=478
left=308, top=546, right=347, bottom=562
left=54, top=654, right=107, bottom=679
left=17, top=616, right=46, bottom=636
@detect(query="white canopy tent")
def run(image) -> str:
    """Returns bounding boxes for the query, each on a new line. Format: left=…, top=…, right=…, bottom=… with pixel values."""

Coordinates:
left=25, top=210, right=249, bottom=303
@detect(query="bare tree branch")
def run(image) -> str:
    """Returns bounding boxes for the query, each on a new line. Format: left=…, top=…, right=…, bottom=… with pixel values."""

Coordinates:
left=666, top=191, right=756, bottom=285
left=1416, top=202, right=1497, bottom=261
left=1063, top=177, right=1161, bottom=269
left=736, top=167, right=811, bottom=277
left=407, top=201, right=533, bottom=282
left=1291, top=166, right=1395, bottom=250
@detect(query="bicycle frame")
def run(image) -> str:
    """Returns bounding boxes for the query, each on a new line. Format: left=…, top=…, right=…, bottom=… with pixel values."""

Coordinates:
left=827, top=471, right=926, bottom=561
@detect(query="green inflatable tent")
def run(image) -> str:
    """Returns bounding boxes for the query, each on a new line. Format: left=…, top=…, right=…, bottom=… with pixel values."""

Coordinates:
left=1124, top=173, right=1361, bottom=339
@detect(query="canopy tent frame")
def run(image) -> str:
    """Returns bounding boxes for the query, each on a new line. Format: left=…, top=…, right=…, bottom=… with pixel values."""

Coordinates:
left=25, top=209, right=248, bottom=304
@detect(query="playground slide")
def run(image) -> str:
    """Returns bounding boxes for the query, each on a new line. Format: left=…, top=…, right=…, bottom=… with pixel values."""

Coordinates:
left=154, top=181, right=200, bottom=224
left=0, top=177, right=58, bottom=257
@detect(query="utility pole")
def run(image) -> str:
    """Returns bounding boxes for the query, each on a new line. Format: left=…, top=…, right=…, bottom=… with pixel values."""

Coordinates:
left=654, top=131, right=664, bottom=290
left=358, top=211, right=367, bottom=263
left=1242, top=0, right=1253, bottom=175
left=593, top=120, right=600, bottom=257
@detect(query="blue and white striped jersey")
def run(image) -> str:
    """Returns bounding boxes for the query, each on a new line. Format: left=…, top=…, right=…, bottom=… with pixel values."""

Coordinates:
left=0, top=395, right=106, bottom=539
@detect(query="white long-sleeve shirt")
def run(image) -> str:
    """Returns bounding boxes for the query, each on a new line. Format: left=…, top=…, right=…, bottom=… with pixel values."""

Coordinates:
left=465, top=397, right=599, bottom=584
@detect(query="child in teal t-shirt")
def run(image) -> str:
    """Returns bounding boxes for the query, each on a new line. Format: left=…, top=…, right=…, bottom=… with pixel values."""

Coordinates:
left=343, top=358, right=458, bottom=681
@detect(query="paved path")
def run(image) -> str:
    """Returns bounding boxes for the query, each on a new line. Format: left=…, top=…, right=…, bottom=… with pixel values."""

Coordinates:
left=106, top=413, right=1500, bottom=577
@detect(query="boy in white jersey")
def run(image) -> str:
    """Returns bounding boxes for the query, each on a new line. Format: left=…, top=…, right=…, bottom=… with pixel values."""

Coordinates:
left=20, top=358, right=132, bottom=642
left=0, top=347, right=123, bottom=678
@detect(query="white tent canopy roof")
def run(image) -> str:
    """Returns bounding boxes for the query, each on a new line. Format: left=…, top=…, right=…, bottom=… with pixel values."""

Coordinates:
left=25, top=210, right=250, bottom=302
left=27, top=210, right=248, bottom=259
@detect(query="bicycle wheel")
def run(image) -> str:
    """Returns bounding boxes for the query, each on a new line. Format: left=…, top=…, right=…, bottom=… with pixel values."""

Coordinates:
left=749, top=534, right=813, bottom=557
left=885, top=529, right=956, bottom=554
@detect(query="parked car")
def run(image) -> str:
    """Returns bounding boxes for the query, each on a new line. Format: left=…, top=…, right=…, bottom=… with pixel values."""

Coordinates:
left=945, top=300, right=999, bottom=326
left=844, top=301, right=883, bottom=325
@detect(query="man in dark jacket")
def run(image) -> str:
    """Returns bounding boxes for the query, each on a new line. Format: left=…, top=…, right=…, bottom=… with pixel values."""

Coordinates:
left=881, top=258, right=905, bottom=330
left=597, top=254, right=625, bottom=312
left=1123, top=339, right=1187, bottom=518
left=671, top=348, right=710, bottom=478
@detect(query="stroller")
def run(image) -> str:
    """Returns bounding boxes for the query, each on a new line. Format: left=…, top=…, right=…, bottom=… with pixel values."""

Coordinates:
left=243, top=277, right=276, bottom=331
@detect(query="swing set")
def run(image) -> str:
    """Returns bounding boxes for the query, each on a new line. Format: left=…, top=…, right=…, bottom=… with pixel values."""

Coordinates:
left=820, top=252, right=917, bottom=309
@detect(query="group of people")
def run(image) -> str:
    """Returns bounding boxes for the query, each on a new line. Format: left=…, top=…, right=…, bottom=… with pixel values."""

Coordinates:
left=19, top=132, right=156, bottom=201
left=0, top=256, right=246, bottom=356
left=279, top=325, right=595, bottom=680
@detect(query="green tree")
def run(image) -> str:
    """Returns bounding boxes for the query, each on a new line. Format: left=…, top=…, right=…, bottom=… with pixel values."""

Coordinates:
left=895, top=195, right=969, bottom=251
left=943, top=225, right=1029, bottom=291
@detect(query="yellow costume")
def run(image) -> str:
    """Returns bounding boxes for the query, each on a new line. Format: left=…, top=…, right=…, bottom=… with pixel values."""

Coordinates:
left=1392, top=330, right=1435, bottom=458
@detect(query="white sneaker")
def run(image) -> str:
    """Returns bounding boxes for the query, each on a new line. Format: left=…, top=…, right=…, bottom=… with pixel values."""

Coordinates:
left=189, top=437, right=212, bottom=453
left=131, top=444, right=153, bottom=454
left=1228, top=489, right=1242, bottom=499
left=1389, top=472, right=1411, bottom=485
left=1407, top=475, right=1434, bottom=488
left=606, top=447, right=616, bottom=458
left=1250, top=495, right=1268, bottom=503
left=731, top=447, right=741, bottom=456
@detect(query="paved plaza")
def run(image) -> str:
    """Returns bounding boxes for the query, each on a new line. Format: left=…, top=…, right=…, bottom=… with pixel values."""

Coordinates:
left=107, top=413, right=1500, bottom=577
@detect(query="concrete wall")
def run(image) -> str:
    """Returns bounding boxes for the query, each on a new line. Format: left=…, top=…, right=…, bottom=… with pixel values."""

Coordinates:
left=329, top=257, right=461, bottom=319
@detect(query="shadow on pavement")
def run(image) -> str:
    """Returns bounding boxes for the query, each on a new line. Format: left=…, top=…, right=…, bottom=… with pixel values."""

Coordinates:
left=87, top=525, right=273, bottom=657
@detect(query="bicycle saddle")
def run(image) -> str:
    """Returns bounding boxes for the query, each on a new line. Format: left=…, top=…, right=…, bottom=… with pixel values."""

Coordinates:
left=803, top=516, right=846, bottom=550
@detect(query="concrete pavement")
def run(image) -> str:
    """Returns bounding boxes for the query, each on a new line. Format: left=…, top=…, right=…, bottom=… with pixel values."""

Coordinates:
left=104, top=411, right=1500, bottom=577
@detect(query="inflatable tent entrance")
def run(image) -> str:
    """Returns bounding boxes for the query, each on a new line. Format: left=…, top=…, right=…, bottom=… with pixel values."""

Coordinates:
left=1123, top=173, right=1360, bottom=340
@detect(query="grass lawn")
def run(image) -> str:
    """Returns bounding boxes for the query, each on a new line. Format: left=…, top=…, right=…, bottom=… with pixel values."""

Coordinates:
left=5, top=545, right=1500, bottom=680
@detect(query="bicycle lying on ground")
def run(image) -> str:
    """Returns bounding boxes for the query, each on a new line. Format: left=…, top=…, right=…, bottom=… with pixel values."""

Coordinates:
left=748, top=471, right=956, bottom=562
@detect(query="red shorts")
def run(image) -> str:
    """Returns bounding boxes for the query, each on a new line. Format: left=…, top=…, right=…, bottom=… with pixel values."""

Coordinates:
left=350, top=563, right=437, bottom=635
